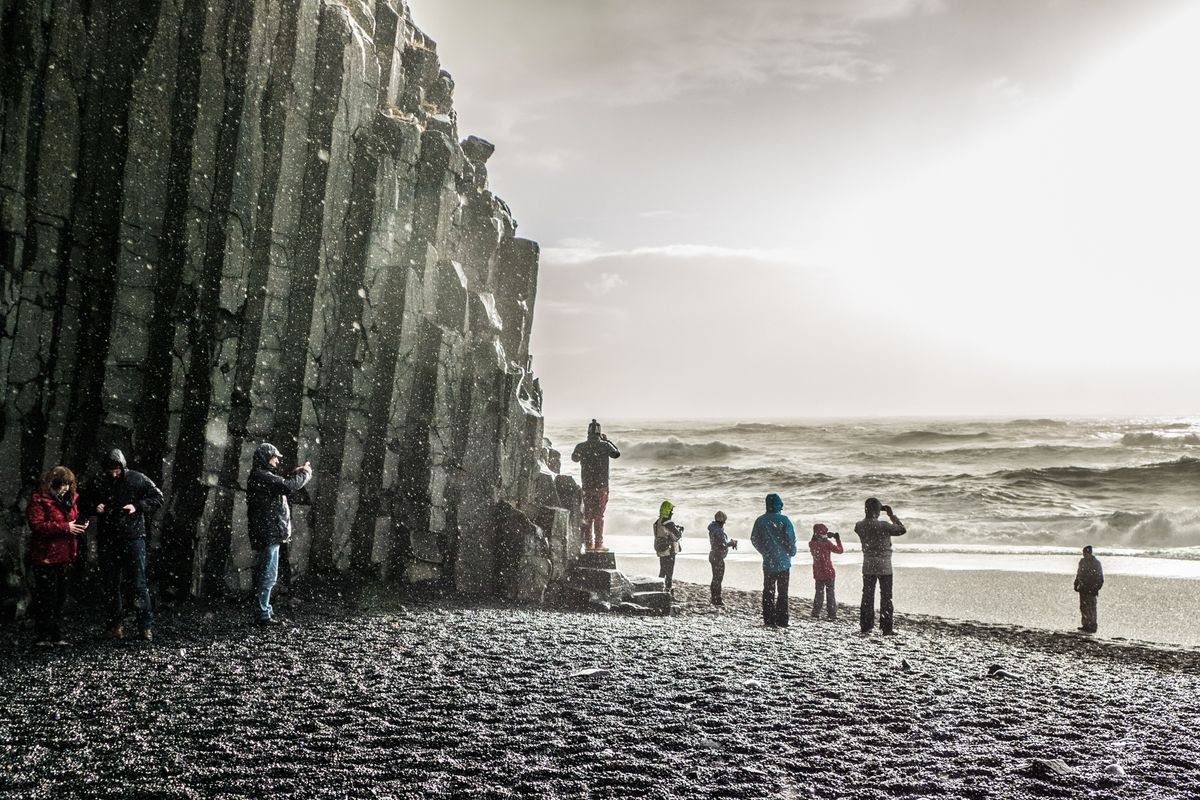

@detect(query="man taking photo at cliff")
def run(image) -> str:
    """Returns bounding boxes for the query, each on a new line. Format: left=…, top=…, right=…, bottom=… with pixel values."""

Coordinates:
left=571, top=419, right=620, bottom=552
left=247, top=443, right=311, bottom=626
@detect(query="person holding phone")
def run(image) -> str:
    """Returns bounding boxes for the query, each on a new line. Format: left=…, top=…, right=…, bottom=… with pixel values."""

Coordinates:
left=247, top=443, right=312, bottom=626
left=26, top=466, right=88, bottom=646
left=854, top=498, right=907, bottom=635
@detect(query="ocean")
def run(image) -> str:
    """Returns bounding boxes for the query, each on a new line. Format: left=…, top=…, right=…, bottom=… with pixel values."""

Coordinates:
left=545, top=416, right=1200, bottom=558
left=546, top=417, right=1200, bottom=644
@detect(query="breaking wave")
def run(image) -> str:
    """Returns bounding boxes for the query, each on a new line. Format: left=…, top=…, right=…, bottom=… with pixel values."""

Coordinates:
left=887, top=430, right=995, bottom=446
left=620, top=438, right=748, bottom=461
left=1120, top=432, right=1200, bottom=446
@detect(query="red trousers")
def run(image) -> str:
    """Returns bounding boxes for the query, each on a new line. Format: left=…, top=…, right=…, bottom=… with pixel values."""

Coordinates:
left=581, top=488, right=610, bottom=550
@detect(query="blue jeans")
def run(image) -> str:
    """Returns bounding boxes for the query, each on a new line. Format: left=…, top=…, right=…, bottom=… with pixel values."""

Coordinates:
left=99, top=537, right=153, bottom=630
left=254, top=544, right=281, bottom=620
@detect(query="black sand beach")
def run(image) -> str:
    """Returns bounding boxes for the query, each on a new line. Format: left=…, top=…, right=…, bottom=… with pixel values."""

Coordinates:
left=2, top=586, right=1198, bottom=799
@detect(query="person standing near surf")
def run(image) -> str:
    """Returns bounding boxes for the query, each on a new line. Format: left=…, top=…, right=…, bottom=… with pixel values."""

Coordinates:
left=1074, top=545, right=1104, bottom=634
left=572, top=419, right=621, bottom=552
left=654, top=501, right=684, bottom=592
left=854, top=498, right=907, bottom=635
left=750, top=493, right=797, bottom=629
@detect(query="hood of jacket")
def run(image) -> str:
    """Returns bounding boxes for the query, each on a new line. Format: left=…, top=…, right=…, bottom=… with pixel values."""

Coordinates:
left=253, top=442, right=284, bottom=471
left=765, top=493, right=783, bottom=513
left=103, top=448, right=127, bottom=474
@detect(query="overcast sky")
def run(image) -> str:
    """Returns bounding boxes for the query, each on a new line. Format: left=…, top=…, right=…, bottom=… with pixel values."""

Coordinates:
left=410, top=0, right=1200, bottom=420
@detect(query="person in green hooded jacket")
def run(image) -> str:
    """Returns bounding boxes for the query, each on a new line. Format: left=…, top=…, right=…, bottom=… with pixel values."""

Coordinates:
left=654, top=501, right=684, bottom=592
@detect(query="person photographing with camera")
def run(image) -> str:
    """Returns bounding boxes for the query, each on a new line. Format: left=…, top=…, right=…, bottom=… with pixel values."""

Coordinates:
left=654, top=501, right=684, bottom=593
left=809, top=523, right=843, bottom=621
left=854, top=498, right=907, bottom=635
left=572, top=419, right=621, bottom=552
left=707, top=510, right=738, bottom=607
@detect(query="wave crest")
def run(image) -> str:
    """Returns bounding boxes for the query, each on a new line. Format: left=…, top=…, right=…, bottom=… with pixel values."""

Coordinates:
left=621, top=438, right=748, bottom=460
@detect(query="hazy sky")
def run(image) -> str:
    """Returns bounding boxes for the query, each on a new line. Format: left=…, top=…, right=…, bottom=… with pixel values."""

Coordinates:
left=410, top=0, right=1200, bottom=419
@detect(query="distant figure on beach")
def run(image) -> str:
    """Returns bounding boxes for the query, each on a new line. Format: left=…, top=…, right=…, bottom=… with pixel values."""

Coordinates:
left=654, top=501, right=684, bottom=593
left=26, top=466, right=88, bottom=646
left=853, top=498, right=906, bottom=635
left=809, top=523, right=843, bottom=621
left=80, top=449, right=164, bottom=642
left=1074, top=545, right=1104, bottom=634
left=572, top=419, right=621, bottom=552
left=707, top=510, right=738, bottom=607
left=750, top=493, right=797, bottom=629
left=247, top=443, right=312, bottom=627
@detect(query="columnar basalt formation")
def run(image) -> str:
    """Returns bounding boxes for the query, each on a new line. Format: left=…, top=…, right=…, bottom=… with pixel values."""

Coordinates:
left=0, top=0, right=579, bottom=608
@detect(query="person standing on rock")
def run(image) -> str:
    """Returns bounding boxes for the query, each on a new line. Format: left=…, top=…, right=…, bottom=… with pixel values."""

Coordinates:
left=654, top=500, right=684, bottom=593
left=80, top=449, right=164, bottom=641
left=809, top=523, right=843, bottom=621
left=247, top=443, right=312, bottom=627
left=707, top=510, right=738, bottom=607
left=854, top=498, right=906, bottom=636
left=750, top=493, right=797, bottom=629
left=1074, top=545, right=1104, bottom=634
left=26, top=466, right=88, bottom=646
left=571, top=419, right=621, bottom=552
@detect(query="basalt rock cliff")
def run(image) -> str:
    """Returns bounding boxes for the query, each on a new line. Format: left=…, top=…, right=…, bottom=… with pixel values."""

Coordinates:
left=0, top=0, right=580, bottom=611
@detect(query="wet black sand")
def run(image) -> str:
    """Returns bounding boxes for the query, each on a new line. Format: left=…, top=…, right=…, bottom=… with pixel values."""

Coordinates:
left=2, top=584, right=1198, bottom=799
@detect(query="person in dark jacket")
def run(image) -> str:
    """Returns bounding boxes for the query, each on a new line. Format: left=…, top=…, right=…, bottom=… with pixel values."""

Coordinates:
left=809, top=523, right=843, bottom=621
left=247, top=443, right=312, bottom=625
left=571, top=419, right=621, bottom=552
left=1074, top=545, right=1104, bottom=634
left=853, top=498, right=906, bottom=635
left=79, top=449, right=164, bottom=641
left=707, top=510, right=738, bottom=607
left=750, top=493, right=797, bottom=628
left=654, top=500, right=683, bottom=593
left=26, top=466, right=89, bottom=645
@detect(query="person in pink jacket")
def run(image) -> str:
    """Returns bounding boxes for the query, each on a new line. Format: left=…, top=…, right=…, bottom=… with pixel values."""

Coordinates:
left=809, top=523, right=843, bottom=620
left=26, top=466, right=89, bottom=646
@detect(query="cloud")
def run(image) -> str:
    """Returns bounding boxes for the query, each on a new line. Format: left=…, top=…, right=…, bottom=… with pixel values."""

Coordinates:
left=417, top=0, right=948, bottom=111
left=583, top=272, right=628, bottom=294
left=979, top=76, right=1028, bottom=109
left=542, top=241, right=810, bottom=266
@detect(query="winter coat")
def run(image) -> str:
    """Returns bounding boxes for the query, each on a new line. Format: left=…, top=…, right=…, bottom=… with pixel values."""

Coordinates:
left=1074, top=554, right=1104, bottom=594
left=708, top=521, right=733, bottom=560
left=654, top=517, right=683, bottom=558
left=246, top=443, right=312, bottom=550
left=853, top=514, right=907, bottom=575
left=809, top=534, right=844, bottom=581
left=750, top=493, right=797, bottom=574
left=571, top=436, right=621, bottom=490
left=26, top=490, right=82, bottom=566
left=79, top=449, right=164, bottom=542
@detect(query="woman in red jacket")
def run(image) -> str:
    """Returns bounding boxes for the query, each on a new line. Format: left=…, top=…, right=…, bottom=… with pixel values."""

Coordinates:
left=809, top=523, right=844, bottom=621
left=26, top=465, right=88, bottom=645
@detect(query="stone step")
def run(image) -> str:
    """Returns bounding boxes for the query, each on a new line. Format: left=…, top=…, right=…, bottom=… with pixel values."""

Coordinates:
left=627, top=574, right=665, bottom=594
left=576, top=550, right=617, bottom=570
left=630, top=591, right=672, bottom=615
left=567, top=567, right=633, bottom=598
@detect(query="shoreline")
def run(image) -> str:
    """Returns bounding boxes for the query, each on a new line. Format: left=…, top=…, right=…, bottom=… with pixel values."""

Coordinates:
left=618, top=553, right=1200, bottom=648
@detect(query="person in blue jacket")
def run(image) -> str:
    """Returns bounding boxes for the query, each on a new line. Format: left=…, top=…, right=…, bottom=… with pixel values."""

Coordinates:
left=750, top=493, right=797, bottom=628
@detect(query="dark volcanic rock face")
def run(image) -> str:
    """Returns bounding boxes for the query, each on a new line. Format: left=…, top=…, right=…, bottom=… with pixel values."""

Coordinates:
left=0, top=1, right=577, bottom=604
left=1, top=585, right=1199, bottom=799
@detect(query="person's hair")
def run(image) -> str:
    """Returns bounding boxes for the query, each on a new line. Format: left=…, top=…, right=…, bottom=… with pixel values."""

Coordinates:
left=865, top=497, right=882, bottom=515
left=40, top=465, right=77, bottom=496
left=714, top=510, right=727, bottom=524
left=1083, top=545, right=1093, bottom=555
